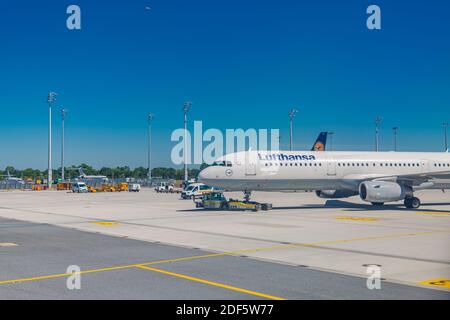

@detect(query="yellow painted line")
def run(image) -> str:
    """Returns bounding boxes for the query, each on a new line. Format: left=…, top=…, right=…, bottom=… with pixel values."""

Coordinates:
left=418, top=278, right=450, bottom=289
left=416, top=211, right=450, bottom=216
left=90, top=221, right=119, bottom=226
left=1, top=229, right=449, bottom=286
left=0, top=252, right=228, bottom=285
left=136, top=265, right=285, bottom=300
left=335, top=216, right=379, bottom=222
left=0, top=243, right=18, bottom=247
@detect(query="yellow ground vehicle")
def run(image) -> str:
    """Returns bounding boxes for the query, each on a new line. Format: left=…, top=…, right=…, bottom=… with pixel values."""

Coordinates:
left=57, top=182, right=72, bottom=191
left=32, top=185, right=44, bottom=191
left=101, top=184, right=116, bottom=192
left=116, top=182, right=129, bottom=192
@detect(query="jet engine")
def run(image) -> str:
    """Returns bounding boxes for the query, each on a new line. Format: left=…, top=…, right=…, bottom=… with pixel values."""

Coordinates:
left=315, top=190, right=358, bottom=199
left=359, top=181, right=413, bottom=203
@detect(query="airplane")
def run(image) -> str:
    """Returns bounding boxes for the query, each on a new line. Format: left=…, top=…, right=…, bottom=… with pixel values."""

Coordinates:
left=198, top=150, right=450, bottom=209
left=0, top=170, right=24, bottom=184
left=78, top=168, right=108, bottom=182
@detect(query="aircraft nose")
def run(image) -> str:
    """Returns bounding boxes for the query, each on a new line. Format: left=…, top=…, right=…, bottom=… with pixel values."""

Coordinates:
left=198, top=167, right=211, bottom=183
left=198, top=169, right=206, bottom=182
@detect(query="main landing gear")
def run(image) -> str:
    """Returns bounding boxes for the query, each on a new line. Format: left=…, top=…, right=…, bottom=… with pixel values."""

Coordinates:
left=370, top=196, right=421, bottom=209
left=243, top=190, right=252, bottom=202
left=404, top=197, right=421, bottom=209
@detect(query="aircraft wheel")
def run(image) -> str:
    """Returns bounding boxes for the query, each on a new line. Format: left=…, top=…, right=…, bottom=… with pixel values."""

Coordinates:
left=371, top=202, right=384, bottom=206
left=405, top=197, right=420, bottom=209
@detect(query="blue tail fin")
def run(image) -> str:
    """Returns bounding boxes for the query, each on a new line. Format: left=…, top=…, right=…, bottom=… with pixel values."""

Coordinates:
left=311, top=132, right=327, bottom=151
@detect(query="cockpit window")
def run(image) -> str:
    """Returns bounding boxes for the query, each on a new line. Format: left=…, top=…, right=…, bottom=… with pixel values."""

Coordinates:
left=212, top=161, right=232, bottom=167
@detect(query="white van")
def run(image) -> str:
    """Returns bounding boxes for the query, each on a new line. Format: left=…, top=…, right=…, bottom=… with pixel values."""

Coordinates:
left=72, top=182, right=88, bottom=193
left=129, top=183, right=141, bottom=192
left=181, top=183, right=213, bottom=199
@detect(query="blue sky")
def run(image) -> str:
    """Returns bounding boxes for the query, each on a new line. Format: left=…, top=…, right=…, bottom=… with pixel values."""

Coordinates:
left=1, top=0, right=449, bottom=169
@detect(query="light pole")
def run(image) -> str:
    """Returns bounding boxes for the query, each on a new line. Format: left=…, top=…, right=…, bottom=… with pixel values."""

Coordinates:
left=147, top=113, right=154, bottom=185
left=392, top=126, right=399, bottom=152
left=183, top=102, right=192, bottom=184
left=328, top=132, right=334, bottom=151
left=375, top=116, right=382, bottom=152
left=444, top=122, right=449, bottom=151
left=47, top=92, right=57, bottom=189
left=288, top=108, right=298, bottom=151
left=61, top=109, right=68, bottom=181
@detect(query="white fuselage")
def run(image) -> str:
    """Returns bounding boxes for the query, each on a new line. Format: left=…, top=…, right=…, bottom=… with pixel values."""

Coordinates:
left=198, top=151, right=450, bottom=192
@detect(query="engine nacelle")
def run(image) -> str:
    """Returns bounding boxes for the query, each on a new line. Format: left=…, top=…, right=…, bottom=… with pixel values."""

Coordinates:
left=315, top=190, right=358, bottom=199
left=359, top=181, right=412, bottom=203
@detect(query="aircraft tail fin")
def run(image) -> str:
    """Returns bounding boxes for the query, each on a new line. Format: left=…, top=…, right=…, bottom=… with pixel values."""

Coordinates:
left=311, top=132, right=328, bottom=151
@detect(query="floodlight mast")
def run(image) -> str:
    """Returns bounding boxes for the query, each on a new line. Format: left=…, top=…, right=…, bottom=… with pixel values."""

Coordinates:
left=183, top=102, right=192, bottom=184
left=328, top=132, right=335, bottom=151
left=288, top=108, right=298, bottom=151
left=392, top=126, right=399, bottom=152
left=61, top=109, right=68, bottom=181
left=147, top=113, right=154, bottom=184
left=375, top=116, right=383, bottom=152
left=443, top=122, right=449, bottom=151
left=47, top=92, right=57, bottom=189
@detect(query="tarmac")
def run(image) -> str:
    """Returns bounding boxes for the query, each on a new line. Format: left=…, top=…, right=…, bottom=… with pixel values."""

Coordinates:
left=0, top=189, right=449, bottom=299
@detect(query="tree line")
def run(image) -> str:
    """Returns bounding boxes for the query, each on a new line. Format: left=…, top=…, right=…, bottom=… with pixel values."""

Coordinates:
left=1, top=163, right=209, bottom=181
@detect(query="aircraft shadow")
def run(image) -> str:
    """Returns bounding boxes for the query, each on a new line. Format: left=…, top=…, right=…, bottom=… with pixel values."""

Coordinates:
left=177, top=200, right=450, bottom=213
left=274, top=200, right=450, bottom=213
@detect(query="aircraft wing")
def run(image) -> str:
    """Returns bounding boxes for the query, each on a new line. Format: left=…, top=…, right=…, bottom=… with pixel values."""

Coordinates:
left=345, top=170, right=450, bottom=187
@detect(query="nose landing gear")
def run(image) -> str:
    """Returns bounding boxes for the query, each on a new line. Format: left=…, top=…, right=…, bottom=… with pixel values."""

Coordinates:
left=404, top=197, right=421, bottom=209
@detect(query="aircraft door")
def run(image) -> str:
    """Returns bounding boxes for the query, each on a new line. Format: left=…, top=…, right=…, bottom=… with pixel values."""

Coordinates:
left=327, top=159, right=336, bottom=176
left=245, top=151, right=257, bottom=176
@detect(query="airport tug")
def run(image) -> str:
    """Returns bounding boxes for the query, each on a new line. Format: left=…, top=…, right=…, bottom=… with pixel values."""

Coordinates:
left=194, top=191, right=272, bottom=212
